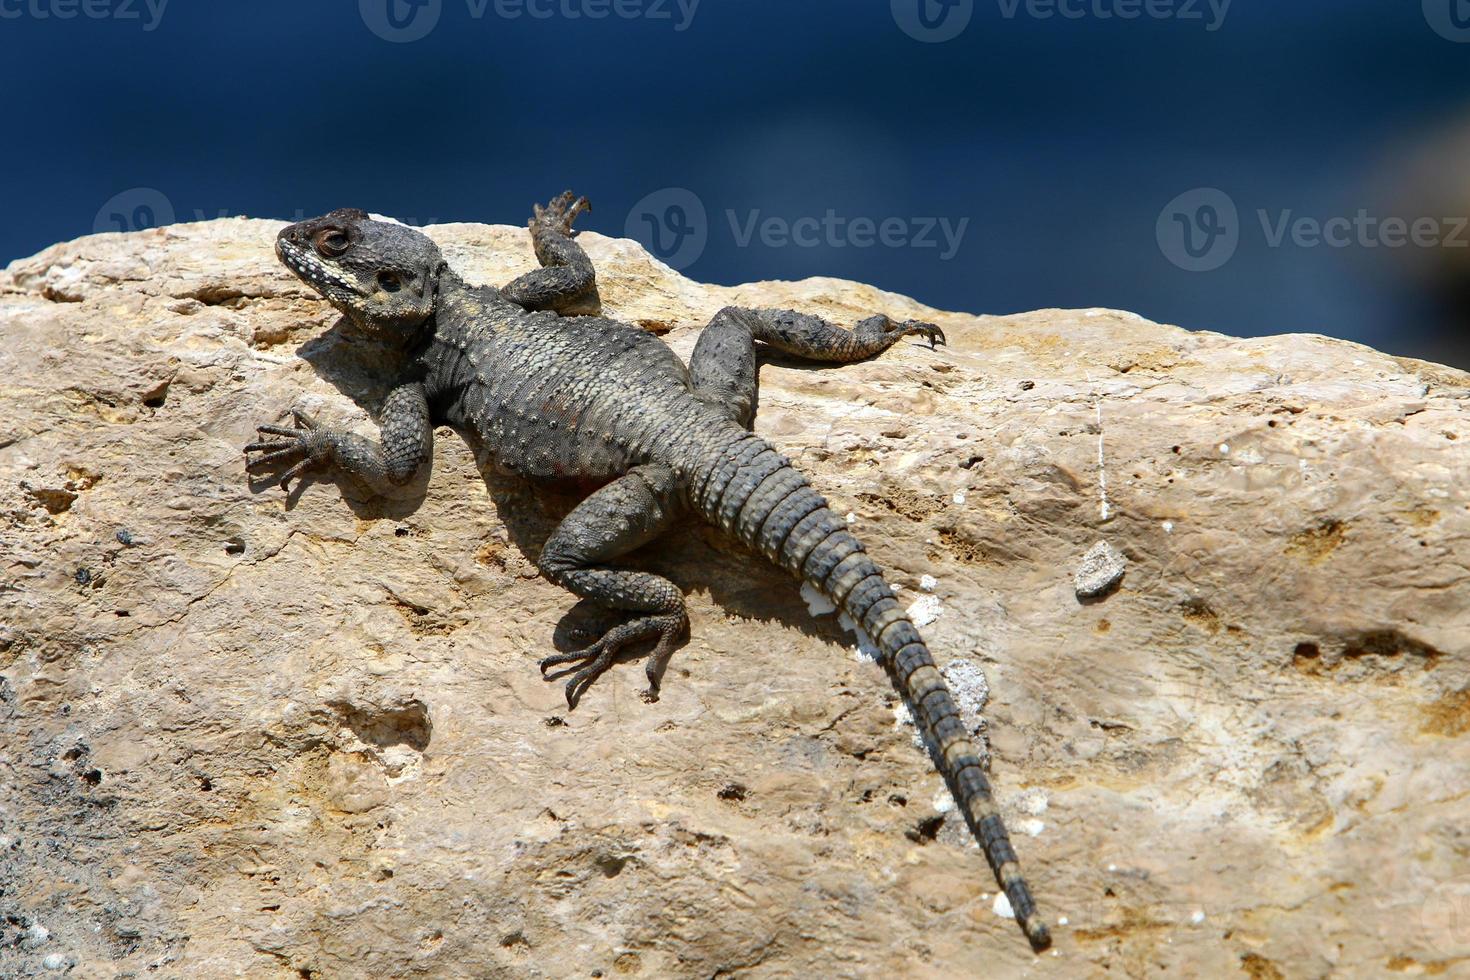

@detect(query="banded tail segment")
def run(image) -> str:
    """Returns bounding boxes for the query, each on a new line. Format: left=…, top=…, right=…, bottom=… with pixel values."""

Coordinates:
left=690, top=431, right=1051, bottom=951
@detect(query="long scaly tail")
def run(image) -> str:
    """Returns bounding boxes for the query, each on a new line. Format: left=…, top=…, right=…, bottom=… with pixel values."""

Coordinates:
left=689, top=430, right=1050, bottom=951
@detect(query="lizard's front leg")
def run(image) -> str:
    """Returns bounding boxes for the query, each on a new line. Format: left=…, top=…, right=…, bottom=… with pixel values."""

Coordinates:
left=500, top=190, right=602, bottom=316
left=689, top=306, right=946, bottom=427
left=244, top=381, right=433, bottom=490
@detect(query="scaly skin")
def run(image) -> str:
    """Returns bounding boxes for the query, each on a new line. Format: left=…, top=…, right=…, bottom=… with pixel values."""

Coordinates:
left=245, top=193, right=1051, bottom=951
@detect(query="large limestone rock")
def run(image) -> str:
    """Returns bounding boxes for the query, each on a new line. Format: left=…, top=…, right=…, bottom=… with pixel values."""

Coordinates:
left=2, top=218, right=1468, bottom=978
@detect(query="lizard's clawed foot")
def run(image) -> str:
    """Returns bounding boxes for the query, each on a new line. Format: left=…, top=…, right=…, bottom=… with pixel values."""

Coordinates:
left=243, top=409, right=333, bottom=489
left=531, top=190, right=592, bottom=238
left=891, top=319, right=946, bottom=349
left=539, top=612, right=686, bottom=709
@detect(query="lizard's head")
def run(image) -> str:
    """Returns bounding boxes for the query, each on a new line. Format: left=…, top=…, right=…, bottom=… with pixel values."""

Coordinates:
left=276, top=209, right=445, bottom=341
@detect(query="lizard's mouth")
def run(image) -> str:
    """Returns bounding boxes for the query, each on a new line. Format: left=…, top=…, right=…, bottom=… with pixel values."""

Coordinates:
left=275, top=235, right=367, bottom=306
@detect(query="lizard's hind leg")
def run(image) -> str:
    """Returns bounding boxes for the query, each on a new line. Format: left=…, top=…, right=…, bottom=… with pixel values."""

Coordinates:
left=689, top=306, right=944, bottom=425
left=536, top=465, right=688, bottom=707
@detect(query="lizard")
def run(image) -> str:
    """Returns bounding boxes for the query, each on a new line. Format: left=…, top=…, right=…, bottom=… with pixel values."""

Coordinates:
left=244, top=192, right=1052, bottom=952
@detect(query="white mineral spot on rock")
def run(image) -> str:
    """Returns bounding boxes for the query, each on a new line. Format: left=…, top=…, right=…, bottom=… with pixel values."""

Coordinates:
left=940, top=660, right=991, bottom=724
left=1058, top=916, right=1069, bottom=926
left=1015, top=789, right=1049, bottom=816
left=380, top=744, right=423, bottom=784
left=837, top=612, right=880, bottom=660
left=889, top=700, right=927, bottom=748
left=906, top=593, right=943, bottom=628
left=993, top=892, right=1015, bottom=919
left=1074, top=541, right=1127, bottom=599
left=1219, top=443, right=1230, bottom=454
left=845, top=511, right=856, bottom=525
left=933, top=789, right=956, bottom=813
left=1191, top=909, right=1206, bottom=924
left=1162, top=520, right=1174, bottom=533
left=952, top=490, right=967, bottom=505
left=919, top=574, right=938, bottom=592
left=1018, top=818, right=1045, bottom=837
left=800, top=582, right=836, bottom=616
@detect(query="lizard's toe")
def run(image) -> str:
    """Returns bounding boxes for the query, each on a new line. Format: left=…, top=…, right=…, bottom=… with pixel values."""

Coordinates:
left=538, top=613, right=684, bottom=708
left=243, top=415, right=331, bottom=488
left=540, top=641, right=616, bottom=710
left=532, top=191, right=592, bottom=237
left=894, top=320, right=945, bottom=349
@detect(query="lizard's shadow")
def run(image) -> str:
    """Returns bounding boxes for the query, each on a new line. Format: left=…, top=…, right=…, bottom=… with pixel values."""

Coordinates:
left=286, top=315, right=851, bottom=660
left=245, top=319, right=434, bottom=519
left=462, top=434, right=846, bottom=661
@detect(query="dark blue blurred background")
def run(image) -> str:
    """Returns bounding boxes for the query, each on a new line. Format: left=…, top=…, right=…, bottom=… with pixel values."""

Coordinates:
left=4, top=1, right=1470, bottom=365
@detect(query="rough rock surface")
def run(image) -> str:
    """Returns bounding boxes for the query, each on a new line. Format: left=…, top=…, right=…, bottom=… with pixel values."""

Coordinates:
left=2, top=218, right=1469, bottom=979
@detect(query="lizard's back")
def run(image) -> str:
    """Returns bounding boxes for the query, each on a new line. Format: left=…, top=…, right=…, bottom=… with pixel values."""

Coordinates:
left=433, top=298, right=711, bottom=482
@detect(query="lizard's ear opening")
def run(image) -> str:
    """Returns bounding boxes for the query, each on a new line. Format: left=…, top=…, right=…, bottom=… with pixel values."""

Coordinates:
left=364, top=264, right=439, bottom=341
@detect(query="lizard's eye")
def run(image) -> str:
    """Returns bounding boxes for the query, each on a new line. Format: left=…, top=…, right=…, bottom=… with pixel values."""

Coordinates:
left=377, top=271, right=403, bottom=293
left=313, top=228, right=352, bottom=258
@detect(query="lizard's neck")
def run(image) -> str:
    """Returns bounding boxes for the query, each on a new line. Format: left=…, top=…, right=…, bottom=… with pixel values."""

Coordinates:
left=416, top=268, right=517, bottom=410
left=433, top=268, right=519, bottom=325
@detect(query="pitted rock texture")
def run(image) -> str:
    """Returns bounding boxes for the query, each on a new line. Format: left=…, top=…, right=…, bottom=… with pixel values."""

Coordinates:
left=2, top=218, right=1469, bottom=979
